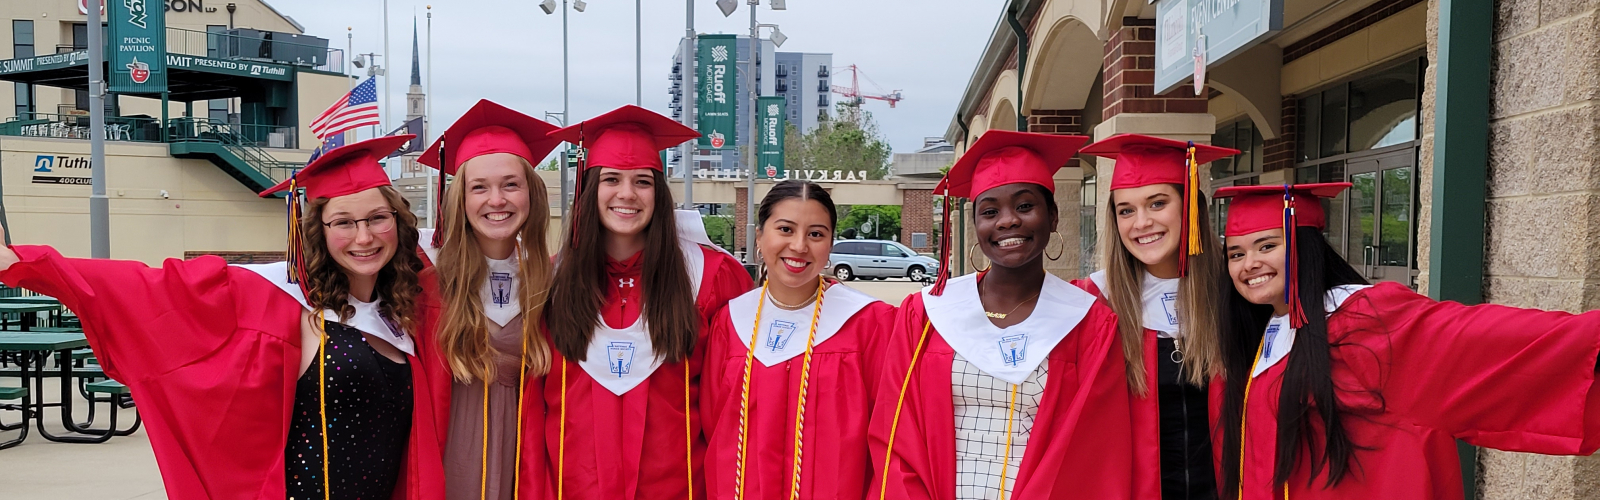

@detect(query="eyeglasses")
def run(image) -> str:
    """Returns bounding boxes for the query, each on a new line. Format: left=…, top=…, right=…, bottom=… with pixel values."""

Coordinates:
left=323, top=211, right=399, bottom=236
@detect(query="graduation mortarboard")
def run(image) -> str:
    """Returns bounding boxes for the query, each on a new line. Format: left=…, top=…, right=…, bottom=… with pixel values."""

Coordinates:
left=942, top=130, right=1089, bottom=199
left=417, top=99, right=562, bottom=246
left=929, top=130, right=1089, bottom=295
left=549, top=104, right=700, bottom=172
left=1213, top=182, right=1352, bottom=328
left=1079, top=134, right=1240, bottom=276
left=258, top=134, right=413, bottom=299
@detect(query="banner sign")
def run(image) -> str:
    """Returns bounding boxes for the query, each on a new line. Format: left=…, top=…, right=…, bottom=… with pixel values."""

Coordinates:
left=1154, top=0, right=1282, bottom=94
left=109, top=0, right=168, bottom=93
left=757, top=96, right=786, bottom=179
left=165, top=54, right=292, bottom=81
left=0, top=51, right=91, bottom=76
left=696, top=34, right=737, bottom=150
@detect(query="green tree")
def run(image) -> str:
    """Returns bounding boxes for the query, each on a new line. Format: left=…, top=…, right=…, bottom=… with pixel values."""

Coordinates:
left=782, top=104, right=893, bottom=180
left=837, top=205, right=901, bottom=241
left=701, top=214, right=736, bottom=250
left=537, top=157, right=560, bottom=171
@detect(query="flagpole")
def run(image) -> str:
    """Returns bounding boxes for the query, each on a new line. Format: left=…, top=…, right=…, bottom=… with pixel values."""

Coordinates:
left=383, top=0, right=391, bottom=138
left=425, top=6, right=434, bottom=229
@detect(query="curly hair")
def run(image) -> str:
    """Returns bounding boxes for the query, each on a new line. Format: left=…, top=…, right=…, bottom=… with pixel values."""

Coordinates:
left=299, top=186, right=426, bottom=338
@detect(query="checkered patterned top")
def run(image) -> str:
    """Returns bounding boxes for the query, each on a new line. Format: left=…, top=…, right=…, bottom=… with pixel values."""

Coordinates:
left=952, top=354, right=1050, bottom=500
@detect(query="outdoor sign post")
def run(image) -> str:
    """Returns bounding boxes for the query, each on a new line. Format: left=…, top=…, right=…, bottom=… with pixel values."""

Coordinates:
left=757, top=96, right=786, bottom=179
left=696, top=34, right=737, bottom=150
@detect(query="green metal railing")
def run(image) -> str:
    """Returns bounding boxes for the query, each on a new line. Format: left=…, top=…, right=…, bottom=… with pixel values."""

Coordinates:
left=167, top=117, right=301, bottom=183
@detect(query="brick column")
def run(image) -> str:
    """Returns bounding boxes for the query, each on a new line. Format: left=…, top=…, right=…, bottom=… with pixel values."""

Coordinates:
left=733, top=186, right=750, bottom=257
left=1027, top=109, right=1087, bottom=280
left=1101, top=18, right=1208, bottom=120
left=1263, top=96, right=1298, bottom=173
left=900, top=189, right=935, bottom=253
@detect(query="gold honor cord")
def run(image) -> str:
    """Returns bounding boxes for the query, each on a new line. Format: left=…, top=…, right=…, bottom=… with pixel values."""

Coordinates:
left=732, top=279, right=826, bottom=500
left=1239, top=341, right=1289, bottom=499
left=314, top=311, right=331, bottom=500
left=997, top=384, right=1019, bottom=500
left=878, top=320, right=934, bottom=500
left=555, top=336, right=695, bottom=499
left=480, top=324, right=532, bottom=500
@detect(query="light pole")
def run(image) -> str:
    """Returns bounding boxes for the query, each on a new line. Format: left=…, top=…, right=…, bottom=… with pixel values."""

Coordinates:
left=383, top=0, right=391, bottom=136
left=425, top=5, right=434, bottom=228
left=636, top=0, right=642, bottom=106
left=721, top=0, right=785, bottom=264
left=680, top=0, right=695, bottom=210
left=541, top=0, right=583, bottom=221
left=546, top=111, right=568, bottom=195
left=87, top=0, right=108, bottom=258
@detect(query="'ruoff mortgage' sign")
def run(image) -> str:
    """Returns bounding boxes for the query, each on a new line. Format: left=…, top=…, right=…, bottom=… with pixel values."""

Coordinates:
left=1154, top=0, right=1281, bottom=94
left=697, top=34, right=737, bottom=150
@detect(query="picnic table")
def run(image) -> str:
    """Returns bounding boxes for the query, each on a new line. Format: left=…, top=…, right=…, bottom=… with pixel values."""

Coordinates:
left=0, top=332, right=117, bottom=444
left=0, top=302, right=64, bottom=331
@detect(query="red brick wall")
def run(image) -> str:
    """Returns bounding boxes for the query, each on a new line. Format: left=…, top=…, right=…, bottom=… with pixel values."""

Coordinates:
left=733, top=187, right=750, bottom=255
left=901, top=189, right=935, bottom=253
left=1028, top=109, right=1085, bottom=170
left=1102, top=18, right=1208, bottom=121
left=1264, top=96, right=1298, bottom=172
left=184, top=251, right=286, bottom=264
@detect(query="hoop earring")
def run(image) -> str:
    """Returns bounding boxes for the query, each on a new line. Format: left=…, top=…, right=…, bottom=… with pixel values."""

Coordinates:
left=967, top=243, right=991, bottom=273
left=1046, top=230, right=1065, bottom=261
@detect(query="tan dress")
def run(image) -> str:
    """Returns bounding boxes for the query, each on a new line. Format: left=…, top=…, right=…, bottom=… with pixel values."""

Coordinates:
left=444, top=314, right=528, bottom=500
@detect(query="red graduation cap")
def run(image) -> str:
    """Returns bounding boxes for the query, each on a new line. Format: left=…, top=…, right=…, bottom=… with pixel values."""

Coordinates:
left=419, top=99, right=562, bottom=176
left=1079, top=134, right=1239, bottom=190
left=943, top=130, right=1089, bottom=199
left=550, top=104, right=700, bottom=172
left=1213, top=182, right=1352, bottom=328
left=1079, top=134, right=1240, bottom=276
left=418, top=100, right=562, bottom=246
left=259, top=134, right=412, bottom=200
left=258, top=134, right=413, bottom=296
left=929, top=130, right=1088, bottom=295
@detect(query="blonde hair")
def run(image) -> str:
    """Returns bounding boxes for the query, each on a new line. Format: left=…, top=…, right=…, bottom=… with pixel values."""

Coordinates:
left=434, top=156, right=554, bottom=382
left=1101, top=187, right=1226, bottom=395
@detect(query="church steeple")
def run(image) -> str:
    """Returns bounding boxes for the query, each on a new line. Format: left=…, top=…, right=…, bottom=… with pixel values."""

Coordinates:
left=409, top=19, right=422, bottom=87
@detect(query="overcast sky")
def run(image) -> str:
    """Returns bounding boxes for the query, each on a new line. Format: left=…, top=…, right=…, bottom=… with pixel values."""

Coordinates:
left=268, top=0, right=1003, bottom=156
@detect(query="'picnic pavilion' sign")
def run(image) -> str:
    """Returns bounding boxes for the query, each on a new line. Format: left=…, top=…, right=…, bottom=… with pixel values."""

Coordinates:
left=109, top=0, right=168, bottom=93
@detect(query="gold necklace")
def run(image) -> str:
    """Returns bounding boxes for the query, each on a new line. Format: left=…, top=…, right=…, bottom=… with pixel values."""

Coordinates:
left=984, top=291, right=1041, bottom=319
left=769, top=286, right=821, bottom=309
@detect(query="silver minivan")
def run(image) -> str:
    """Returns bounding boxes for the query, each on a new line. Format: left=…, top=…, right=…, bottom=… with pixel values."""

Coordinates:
left=828, top=239, right=939, bottom=282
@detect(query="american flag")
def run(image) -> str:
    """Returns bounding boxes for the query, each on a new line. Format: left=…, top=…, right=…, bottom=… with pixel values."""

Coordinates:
left=310, top=77, right=379, bottom=140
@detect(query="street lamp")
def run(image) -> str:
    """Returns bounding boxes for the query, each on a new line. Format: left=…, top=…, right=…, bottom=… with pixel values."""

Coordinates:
left=542, top=0, right=584, bottom=222
left=721, top=0, right=787, bottom=265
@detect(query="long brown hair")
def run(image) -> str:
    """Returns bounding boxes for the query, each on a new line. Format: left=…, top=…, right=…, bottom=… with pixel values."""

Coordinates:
left=301, top=185, right=425, bottom=337
left=1101, top=187, right=1226, bottom=395
left=548, top=168, right=699, bottom=363
left=435, top=156, right=554, bottom=382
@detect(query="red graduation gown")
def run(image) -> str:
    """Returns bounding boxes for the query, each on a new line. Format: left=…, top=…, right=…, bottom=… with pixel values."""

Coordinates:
left=1071, top=276, right=1184, bottom=500
left=415, top=268, right=553, bottom=499
left=1220, top=282, right=1600, bottom=499
left=543, top=246, right=753, bottom=500
left=866, top=291, right=1140, bottom=500
left=0, top=245, right=445, bottom=500
left=700, top=290, right=896, bottom=500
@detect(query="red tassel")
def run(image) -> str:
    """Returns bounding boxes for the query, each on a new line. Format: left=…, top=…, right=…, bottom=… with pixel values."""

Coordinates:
left=929, top=193, right=954, bottom=296
left=1283, top=186, right=1308, bottom=328
left=431, top=135, right=447, bottom=249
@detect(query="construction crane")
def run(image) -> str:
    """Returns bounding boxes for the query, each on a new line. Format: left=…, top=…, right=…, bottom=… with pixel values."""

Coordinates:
left=830, top=64, right=904, bottom=108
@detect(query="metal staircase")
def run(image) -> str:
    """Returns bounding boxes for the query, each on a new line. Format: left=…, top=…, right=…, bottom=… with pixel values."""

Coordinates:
left=166, top=118, right=301, bottom=194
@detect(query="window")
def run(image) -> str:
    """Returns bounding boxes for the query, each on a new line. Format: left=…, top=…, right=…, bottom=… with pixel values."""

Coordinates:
left=206, top=25, right=227, bottom=58
left=883, top=244, right=907, bottom=258
left=209, top=99, right=230, bottom=122
left=13, top=20, right=34, bottom=119
left=1296, top=58, right=1421, bottom=162
left=1210, top=118, right=1263, bottom=181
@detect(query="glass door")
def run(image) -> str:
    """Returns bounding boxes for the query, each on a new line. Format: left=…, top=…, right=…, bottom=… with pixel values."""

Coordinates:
left=1344, top=148, right=1418, bottom=287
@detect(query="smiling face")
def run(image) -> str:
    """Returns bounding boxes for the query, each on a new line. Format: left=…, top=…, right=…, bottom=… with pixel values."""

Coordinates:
left=460, top=153, right=532, bottom=250
left=973, top=182, right=1058, bottom=270
left=1113, top=183, right=1184, bottom=277
left=596, top=167, right=656, bottom=238
left=757, top=198, right=834, bottom=290
left=321, top=187, right=402, bottom=280
left=1226, top=228, right=1288, bottom=309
